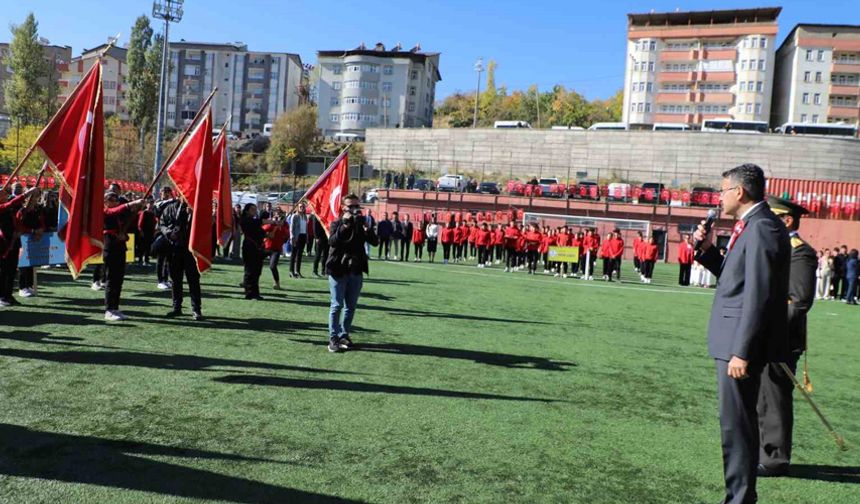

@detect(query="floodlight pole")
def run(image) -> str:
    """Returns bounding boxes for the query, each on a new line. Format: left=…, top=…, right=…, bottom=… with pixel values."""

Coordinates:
left=472, top=57, right=483, bottom=128
left=152, top=0, right=184, bottom=182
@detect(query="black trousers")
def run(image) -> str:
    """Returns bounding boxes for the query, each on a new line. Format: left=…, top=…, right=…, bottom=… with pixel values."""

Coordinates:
left=414, top=243, right=424, bottom=260
left=92, top=265, right=104, bottom=284
left=642, top=260, right=655, bottom=279
left=830, top=275, right=843, bottom=299
left=157, top=253, right=169, bottom=283
left=526, top=250, right=539, bottom=272
left=757, top=356, right=799, bottom=471
left=0, top=248, right=19, bottom=301
left=306, top=236, right=314, bottom=256
left=378, top=237, right=391, bottom=258
left=103, top=240, right=127, bottom=311
left=505, top=246, right=517, bottom=268
left=602, top=258, right=612, bottom=277
left=314, top=238, right=329, bottom=274
left=613, top=258, right=621, bottom=279
left=477, top=245, right=487, bottom=264
left=269, top=252, right=281, bottom=284
left=19, top=266, right=34, bottom=290
left=400, top=239, right=410, bottom=261
left=169, top=249, right=202, bottom=312
left=427, top=238, right=437, bottom=256
left=243, top=241, right=264, bottom=297
left=290, top=234, right=307, bottom=274
left=442, top=243, right=452, bottom=261
left=634, top=257, right=641, bottom=271
left=716, top=359, right=763, bottom=504
left=679, top=263, right=692, bottom=286
left=136, top=233, right=153, bottom=263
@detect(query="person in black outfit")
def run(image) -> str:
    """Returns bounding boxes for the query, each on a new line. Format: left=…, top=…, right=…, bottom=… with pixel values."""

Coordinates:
left=16, top=194, right=45, bottom=297
left=103, top=192, right=144, bottom=321
left=156, top=197, right=203, bottom=320
left=406, top=173, right=416, bottom=190
left=313, top=216, right=329, bottom=277
left=830, top=246, right=846, bottom=299
left=136, top=198, right=157, bottom=266
left=400, top=214, right=413, bottom=261
left=240, top=203, right=267, bottom=300
left=384, top=172, right=392, bottom=189
left=376, top=212, right=393, bottom=259
left=325, top=193, right=379, bottom=353
left=288, top=204, right=308, bottom=278
left=0, top=186, right=37, bottom=307
left=391, top=211, right=404, bottom=260
left=154, top=187, right=175, bottom=290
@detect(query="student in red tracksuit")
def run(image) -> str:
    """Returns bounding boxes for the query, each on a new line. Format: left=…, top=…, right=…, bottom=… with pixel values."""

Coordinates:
left=263, top=209, right=289, bottom=290
left=412, top=221, right=426, bottom=262
left=440, top=222, right=456, bottom=264
left=632, top=231, right=643, bottom=273
left=540, top=228, right=555, bottom=274
left=503, top=221, right=521, bottom=272
left=677, top=234, right=694, bottom=286
left=467, top=221, right=479, bottom=260
left=0, top=186, right=37, bottom=307
left=641, top=235, right=659, bottom=283
left=102, top=192, right=145, bottom=321
left=524, top=223, right=543, bottom=274
left=516, top=230, right=527, bottom=270
left=492, top=224, right=505, bottom=264
left=454, top=222, right=467, bottom=262
left=599, top=233, right=613, bottom=280
left=475, top=222, right=492, bottom=267
left=554, top=227, right=571, bottom=277
left=570, top=231, right=582, bottom=277
left=607, top=231, right=625, bottom=281
left=581, top=228, right=599, bottom=279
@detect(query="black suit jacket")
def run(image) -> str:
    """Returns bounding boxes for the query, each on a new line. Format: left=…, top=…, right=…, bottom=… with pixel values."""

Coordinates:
left=695, top=203, right=791, bottom=363
left=787, top=234, right=817, bottom=354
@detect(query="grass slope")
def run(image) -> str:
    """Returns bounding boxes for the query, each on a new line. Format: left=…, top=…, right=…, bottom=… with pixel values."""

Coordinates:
left=1, top=255, right=858, bottom=504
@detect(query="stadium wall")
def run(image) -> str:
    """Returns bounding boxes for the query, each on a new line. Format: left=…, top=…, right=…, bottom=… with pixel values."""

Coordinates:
left=365, top=129, right=860, bottom=185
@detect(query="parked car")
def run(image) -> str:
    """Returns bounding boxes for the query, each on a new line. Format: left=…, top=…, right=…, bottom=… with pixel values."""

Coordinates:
left=538, top=178, right=560, bottom=197
left=413, top=179, right=436, bottom=191
left=363, top=188, right=380, bottom=203
left=479, top=181, right=500, bottom=194
left=606, top=183, right=632, bottom=202
left=572, top=181, right=600, bottom=201
left=640, top=182, right=667, bottom=204
left=437, top=174, right=468, bottom=192
left=691, top=186, right=718, bottom=207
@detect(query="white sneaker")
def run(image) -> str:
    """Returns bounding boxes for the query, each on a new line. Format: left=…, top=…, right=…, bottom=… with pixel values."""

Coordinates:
left=157, top=282, right=170, bottom=290
left=114, top=310, right=128, bottom=320
left=554, top=273, right=560, bottom=278
left=19, top=288, right=34, bottom=298
left=588, top=276, right=594, bottom=281
left=104, top=310, right=123, bottom=322
left=504, top=267, right=509, bottom=272
left=91, top=282, right=103, bottom=291
left=563, top=274, right=568, bottom=278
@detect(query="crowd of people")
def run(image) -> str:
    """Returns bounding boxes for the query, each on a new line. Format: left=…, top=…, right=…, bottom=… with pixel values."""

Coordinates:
left=815, top=245, right=860, bottom=304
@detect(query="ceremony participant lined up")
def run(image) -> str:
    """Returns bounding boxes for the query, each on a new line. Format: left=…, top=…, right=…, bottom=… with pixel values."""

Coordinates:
left=693, top=163, right=790, bottom=504
left=503, top=221, right=521, bottom=272
left=639, top=235, right=658, bottom=284
left=376, top=212, right=393, bottom=259
left=263, top=208, right=289, bottom=289
left=103, top=192, right=145, bottom=321
left=288, top=203, right=308, bottom=278
left=156, top=196, right=203, bottom=320
left=326, top=194, right=379, bottom=353
left=0, top=186, right=38, bottom=307
left=678, top=234, right=694, bottom=286
left=401, top=213, right=413, bottom=262
left=154, top=187, right=176, bottom=290
left=312, top=215, right=328, bottom=277
left=411, top=220, right=425, bottom=262
left=425, top=219, right=439, bottom=263
left=240, top=203, right=268, bottom=300
left=16, top=185, right=46, bottom=298
left=440, top=221, right=455, bottom=264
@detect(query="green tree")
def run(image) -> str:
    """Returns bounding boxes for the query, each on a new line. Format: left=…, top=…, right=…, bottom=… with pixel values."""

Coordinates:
left=126, top=15, right=160, bottom=149
left=2, top=13, right=57, bottom=125
left=266, top=104, right=321, bottom=173
left=0, top=124, right=44, bottom=175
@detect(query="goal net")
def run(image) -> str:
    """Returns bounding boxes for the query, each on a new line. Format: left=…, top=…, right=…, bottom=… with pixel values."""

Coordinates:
left=521, top=212, right=651, bottom=240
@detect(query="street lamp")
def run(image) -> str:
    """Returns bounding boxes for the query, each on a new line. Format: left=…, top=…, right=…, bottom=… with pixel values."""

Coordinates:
left=472, top=57, right=483, bottom=128
left=152, top=0, right=184, bottom=180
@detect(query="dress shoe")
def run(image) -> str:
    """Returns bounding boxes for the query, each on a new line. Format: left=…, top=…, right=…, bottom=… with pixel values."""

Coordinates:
left=757, top=463, right=789, bottom=477
left=166, top=309, right=182, bottom=317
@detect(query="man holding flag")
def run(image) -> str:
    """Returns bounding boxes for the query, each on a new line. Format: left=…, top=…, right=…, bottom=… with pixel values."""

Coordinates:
left=303, top=149, right=378, bottom=352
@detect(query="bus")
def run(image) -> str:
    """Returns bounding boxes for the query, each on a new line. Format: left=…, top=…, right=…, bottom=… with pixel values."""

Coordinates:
left=587, top=122, right=629, bottom=131
left=494, top=120, right=532, bottom=129
left=776, top=122, right=857, bottom=138
left=653, top=123, right=691, bottom=131
left=701, top=118, right=768, bottom=134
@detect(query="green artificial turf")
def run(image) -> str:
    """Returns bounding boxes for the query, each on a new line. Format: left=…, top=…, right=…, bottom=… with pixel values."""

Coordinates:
left=1, top=253, right=859, bottom=503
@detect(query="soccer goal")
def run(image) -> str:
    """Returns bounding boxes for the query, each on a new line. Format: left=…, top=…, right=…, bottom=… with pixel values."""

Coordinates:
left=521, top=212, right=651, bottom=237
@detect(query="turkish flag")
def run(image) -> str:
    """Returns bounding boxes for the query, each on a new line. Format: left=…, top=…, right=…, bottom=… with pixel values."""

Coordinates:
left=35, top=62, right=104, bottom=278
left=304, top=150, right=349, bottom=236
left=213, top=130, right=233, bottom=246
left=166, top=109, right=215, bottom=273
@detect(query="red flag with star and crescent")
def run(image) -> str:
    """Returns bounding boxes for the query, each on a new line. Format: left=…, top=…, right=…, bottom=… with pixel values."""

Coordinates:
left=212, top=129, right=233, bottom=247
left=166, top=107, right=215, bottom=273
left=35, top=61, right=104, bottom=278
left=304, top=150, right=349, bottom=236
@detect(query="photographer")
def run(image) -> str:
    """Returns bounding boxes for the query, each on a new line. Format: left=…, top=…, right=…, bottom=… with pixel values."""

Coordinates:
left=325, top=193, right=379, bottom=353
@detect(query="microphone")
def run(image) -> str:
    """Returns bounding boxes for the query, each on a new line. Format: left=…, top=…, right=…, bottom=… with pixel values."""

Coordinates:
left=694, top=209, right=718, bottom=251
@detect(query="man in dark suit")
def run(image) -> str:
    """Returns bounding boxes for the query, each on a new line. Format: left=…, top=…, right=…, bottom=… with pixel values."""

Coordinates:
left=756, top=196, right=817, bottom=478
left=694, top=164, right=791, bottom=504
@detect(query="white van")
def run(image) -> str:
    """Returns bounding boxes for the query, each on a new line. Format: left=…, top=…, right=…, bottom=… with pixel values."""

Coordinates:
left=333, top=132, right=364, bottom=142
left=652, top=123, right=691, bottom=131
left=494, top=120, right=532, bottom=129
left=588, top=122, right=629, bottom=131
left=436, top=174, right=468, bottom=192
left=262, top=123, right=273, bottom=137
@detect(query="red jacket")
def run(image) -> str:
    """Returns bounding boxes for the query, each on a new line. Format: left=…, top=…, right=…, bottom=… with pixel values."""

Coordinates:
left=468, top=226, right=479, bottom=244
left=583, top=235, right=599, bottom=252
left=524, top=231, right=542, bottom=252
left=515, top=234, right=526, bottom=252
left=539, top=234, right=555, bottom=254
left=263, top=223, right=289, bottom=251
left=556, top=232, right=571, bottom=247
left=476, top=229, right=491, bottom=246
left=598, top=241, right=610, bottom=258
left=412, top=227, right=425, bottom=245
left=632, top=237, right=642, bottom=259
left=455, top=226, right=468, bottom=245
left=440, top=227, right=455, bottom=244
left=503, top=227, right=521, bottom=248
left=491, top=229, right=504, bottom=246
left=677, top=242, right=694, bottom=264
left=606, top=237, right=624, bottom=259
left=642, top=243, right=659, bottom=261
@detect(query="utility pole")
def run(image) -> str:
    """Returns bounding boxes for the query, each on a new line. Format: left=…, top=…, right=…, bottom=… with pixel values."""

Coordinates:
left=472, top=57, right=483, bottom=128
left=151, top=0, right=184, bottom=180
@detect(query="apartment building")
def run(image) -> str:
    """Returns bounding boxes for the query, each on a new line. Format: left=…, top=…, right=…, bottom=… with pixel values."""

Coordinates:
left=166, top=41, right=303, bottom=134
left=772, top=24, right=860, bottom=129
left=0, top=39, right=71, bottom=115
left=59, top=43, right=128, bottom=120
left=317, top=42, right=441, bottom=138
left=624, top=7, right=780, bottom=127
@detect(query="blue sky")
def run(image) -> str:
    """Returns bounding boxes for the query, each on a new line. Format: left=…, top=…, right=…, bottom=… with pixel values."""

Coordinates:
left=3, top=1, right=857, bottom=100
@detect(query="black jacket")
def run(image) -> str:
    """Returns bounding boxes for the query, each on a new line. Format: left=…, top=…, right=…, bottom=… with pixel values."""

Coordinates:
left=786, top=234, right=817, bottom=354
left=155, top=199, right=191, bottom=248
left=326, top=217, right=379, bottom=277
left=377, top=219, right=393, bottom=239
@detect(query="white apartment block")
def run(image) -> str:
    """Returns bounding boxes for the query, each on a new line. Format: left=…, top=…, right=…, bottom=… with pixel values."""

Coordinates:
left=624, top=8, right=779, bottom=127
left=317, top=43, right=441, bottom=138
left=166, top=41, right=303, bottom=134
left=60, top=44, right=128, bottom=120
left=772, top=24, right=860, bottom=129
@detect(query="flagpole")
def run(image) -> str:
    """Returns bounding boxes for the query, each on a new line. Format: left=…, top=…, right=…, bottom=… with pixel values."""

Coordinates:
left=144, top=87, right=218, bottom=198
left=0, top=62, right=105, bottom=193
